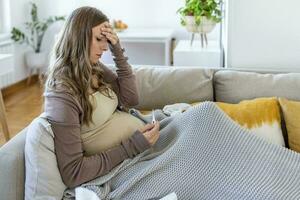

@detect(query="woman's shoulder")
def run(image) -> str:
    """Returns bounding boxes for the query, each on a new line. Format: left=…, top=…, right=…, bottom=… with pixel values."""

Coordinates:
left=44, top=87, right=83, bottom=123
left=44, top=85, right=81, bottom=109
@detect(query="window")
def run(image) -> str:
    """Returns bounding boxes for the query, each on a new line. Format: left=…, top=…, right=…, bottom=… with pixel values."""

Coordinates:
left=0, top=0, right=3, bottom=33
left=0, top=0, right=11, bottom=35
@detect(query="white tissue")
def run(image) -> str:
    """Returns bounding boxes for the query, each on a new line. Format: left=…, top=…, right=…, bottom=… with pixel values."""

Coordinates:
left=163, top=103, right=192, bottom=116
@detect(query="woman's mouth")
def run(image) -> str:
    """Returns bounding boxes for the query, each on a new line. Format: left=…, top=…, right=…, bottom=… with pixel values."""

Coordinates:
left=97, top=53, right=102, bottom=58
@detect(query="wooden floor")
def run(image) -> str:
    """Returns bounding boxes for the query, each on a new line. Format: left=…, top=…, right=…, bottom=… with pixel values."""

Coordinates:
left=0, top=82, right=43, bottom=146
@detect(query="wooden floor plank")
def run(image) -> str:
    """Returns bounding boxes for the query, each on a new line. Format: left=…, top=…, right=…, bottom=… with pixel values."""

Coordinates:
left=0, top=83, right=43, bottom=146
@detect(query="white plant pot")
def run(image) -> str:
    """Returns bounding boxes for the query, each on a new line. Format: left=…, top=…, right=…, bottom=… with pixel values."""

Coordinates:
left=184, top=16, right=198, bottom=33
left=25, top=51, right=47, bottom=69
left=184, top=16, right=217, bottom=34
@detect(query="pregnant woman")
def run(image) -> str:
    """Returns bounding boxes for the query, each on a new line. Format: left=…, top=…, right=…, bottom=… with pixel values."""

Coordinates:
left=44, top=6, right=160, bottom=188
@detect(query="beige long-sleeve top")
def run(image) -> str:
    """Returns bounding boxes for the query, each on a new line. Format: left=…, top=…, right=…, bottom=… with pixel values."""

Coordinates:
left=44, top=42, right=150, bottom=188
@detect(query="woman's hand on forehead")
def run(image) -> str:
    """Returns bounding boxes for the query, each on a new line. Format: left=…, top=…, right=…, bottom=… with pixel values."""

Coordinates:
left=100, top=23, right=113, bottom=33
left=100, top=22, right=119, bottom=45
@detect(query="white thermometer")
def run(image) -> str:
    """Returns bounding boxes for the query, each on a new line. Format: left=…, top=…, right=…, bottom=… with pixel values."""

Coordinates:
left=152, top=109, right=156, bottom=124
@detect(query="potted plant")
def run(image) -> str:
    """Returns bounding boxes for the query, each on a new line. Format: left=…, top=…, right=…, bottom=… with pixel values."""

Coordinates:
left=177, top=0, right=222, bottom=47
left=11, top=2, right=65, bottom=72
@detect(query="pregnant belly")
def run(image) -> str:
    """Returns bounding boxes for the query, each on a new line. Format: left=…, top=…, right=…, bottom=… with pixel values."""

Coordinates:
left=81, top=111, right=145, bottom=156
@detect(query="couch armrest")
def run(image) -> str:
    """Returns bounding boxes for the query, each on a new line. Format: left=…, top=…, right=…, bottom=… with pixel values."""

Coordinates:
left=0, top=128, right=27, bottom=200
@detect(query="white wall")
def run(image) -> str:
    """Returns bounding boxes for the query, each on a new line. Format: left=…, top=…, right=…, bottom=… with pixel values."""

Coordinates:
left=5, top=0, right=221, bottom=84
left=9, top=0, right=33, bottom=82
left=37, top=0, right=220, bottom=41
left=35, top=0, right=81, bottom=18
left=42, top=0, right=221, bottom=66
left=226, top=0, right=300, bottom=71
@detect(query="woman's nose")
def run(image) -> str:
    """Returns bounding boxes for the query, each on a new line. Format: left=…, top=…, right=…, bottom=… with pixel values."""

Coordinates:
left=101, top=41, right=108, bottom=51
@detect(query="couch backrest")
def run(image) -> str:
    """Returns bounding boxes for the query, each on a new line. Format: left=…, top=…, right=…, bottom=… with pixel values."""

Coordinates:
left=133, top=66, right=215, bottom=110
left=214, top=70, right=300, bottom=103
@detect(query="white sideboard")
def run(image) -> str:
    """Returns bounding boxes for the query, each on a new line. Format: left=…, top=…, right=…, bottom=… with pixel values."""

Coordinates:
left=101, top=28, right=174, bottom=66
left=173, top=40, right=222, bottom=68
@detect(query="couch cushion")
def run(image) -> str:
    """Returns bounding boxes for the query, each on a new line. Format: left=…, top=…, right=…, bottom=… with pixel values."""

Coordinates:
left=133, top=66, right=214, bottom=110
left=0, top=128, right=27, bottom=200
left=278, top=98, right=300, bottom=153
left=216, top=97, right=285, bottom=146
left=214, top=71, right=300, bottom=103
left=25, top=116, right=66, bottom=200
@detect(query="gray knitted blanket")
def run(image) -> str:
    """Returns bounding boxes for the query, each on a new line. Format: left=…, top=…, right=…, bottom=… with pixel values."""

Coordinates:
left=65, top=102, right=300, bottom=199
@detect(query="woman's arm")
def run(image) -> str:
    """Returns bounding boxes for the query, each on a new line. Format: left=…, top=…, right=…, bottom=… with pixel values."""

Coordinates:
left=44, top=91, right=150, bottom=188
left=101, top=42, right=139, bottom=107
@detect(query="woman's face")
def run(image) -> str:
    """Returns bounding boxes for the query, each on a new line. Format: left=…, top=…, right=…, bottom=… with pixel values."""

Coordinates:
left=90, top=22, right=109, bottom=64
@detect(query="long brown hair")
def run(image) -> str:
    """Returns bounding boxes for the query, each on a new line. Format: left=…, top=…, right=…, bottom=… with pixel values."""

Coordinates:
left=45, top=6, right=112, bottom=125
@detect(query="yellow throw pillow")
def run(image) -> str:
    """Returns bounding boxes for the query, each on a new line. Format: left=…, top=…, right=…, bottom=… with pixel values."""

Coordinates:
left=139, top=110, right=152, bottom=115
left=216, top=97, right=285, bottom=146
left=278, top=98, right=300, bottom=152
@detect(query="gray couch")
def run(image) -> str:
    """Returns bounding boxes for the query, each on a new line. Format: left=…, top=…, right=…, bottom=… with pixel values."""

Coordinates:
left=1, top=66, right=300, bottom=200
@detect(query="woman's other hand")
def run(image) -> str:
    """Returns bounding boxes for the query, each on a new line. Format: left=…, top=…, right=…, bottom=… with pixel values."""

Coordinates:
left=101, top=22, right=119, bottom=45
left=138, top=122, right=160, bottom=146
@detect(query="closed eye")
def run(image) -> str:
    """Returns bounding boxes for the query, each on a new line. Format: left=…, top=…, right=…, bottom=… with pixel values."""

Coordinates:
left=96, top=37, right=102, bottom=42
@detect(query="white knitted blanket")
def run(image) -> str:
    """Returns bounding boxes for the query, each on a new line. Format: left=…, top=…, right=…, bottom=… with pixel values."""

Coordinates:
left=64, top=102, right=300, bottom=199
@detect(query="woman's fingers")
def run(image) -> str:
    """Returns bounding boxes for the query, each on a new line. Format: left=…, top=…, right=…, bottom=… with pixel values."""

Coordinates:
left=139, top=123, right=154, bottom=133
left=105, top=34, right=118, bottom=45
left=154, top=121, right=160, bottom=130
left=101, top=26, right=119, bottom=45
left=101, top=27, right=113, bottom=33
left=142, top=122, right=160, bottom=146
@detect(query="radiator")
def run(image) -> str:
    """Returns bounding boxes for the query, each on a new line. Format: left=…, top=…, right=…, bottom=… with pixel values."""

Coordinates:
left=0, top=40, right=14, bottom=88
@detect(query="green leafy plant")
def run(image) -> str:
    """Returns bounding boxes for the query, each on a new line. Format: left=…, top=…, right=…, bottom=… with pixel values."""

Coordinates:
left=177, top=0, right=222, bottom=26
left=11, top=2, right=65, bottom=53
